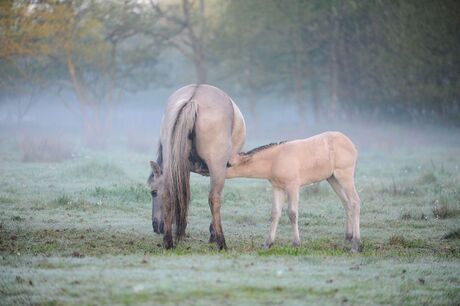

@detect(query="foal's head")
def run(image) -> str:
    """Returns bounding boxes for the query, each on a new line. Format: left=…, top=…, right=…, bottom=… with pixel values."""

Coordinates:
left=228, top=154, right=251, bottom=167
left=147, top=161, right=165, bottom=234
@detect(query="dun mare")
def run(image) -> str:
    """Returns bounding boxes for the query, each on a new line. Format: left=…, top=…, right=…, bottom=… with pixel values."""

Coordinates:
left=226, top=132, right=361, bottom=252
left=147, top=84, right=246, bottom=249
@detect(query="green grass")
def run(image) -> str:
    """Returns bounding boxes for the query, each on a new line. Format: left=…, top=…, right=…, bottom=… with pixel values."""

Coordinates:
left=1, top=134, right=460, bottom=305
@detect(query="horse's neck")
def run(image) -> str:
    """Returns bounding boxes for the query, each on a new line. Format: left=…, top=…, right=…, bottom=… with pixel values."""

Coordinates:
left=226, top=150, right=275, bottom=179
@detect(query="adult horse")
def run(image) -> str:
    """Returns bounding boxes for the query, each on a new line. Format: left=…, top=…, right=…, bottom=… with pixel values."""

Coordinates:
left=147, top=84, right=246, bottom=249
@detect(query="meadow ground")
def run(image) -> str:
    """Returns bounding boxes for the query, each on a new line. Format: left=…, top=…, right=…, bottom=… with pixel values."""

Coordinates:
left=0, top=125, right=460, bottom=305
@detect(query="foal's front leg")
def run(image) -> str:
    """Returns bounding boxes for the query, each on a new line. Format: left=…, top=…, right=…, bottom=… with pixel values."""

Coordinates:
left=264, top=187, right=284, bottom=249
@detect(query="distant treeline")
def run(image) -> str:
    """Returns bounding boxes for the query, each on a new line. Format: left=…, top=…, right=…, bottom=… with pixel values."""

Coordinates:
left=1, top=0, right=459, bottom=129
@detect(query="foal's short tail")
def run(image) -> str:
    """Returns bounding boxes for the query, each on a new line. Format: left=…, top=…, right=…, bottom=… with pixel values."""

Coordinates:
left=166, top=99, right=198, bottom=239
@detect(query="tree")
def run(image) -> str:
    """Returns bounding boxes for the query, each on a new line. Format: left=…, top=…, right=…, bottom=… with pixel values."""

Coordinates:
left=150, top=0, right=210, bottom=83
left=1, top=0, right=164, bottom=146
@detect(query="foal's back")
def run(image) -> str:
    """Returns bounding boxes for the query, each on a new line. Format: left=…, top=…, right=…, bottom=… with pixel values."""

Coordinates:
left=271, top=132, right=357, bottom=187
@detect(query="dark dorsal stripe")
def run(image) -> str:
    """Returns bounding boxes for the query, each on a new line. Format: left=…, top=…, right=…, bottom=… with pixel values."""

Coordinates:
left=240, top=141, right=287, bottom=156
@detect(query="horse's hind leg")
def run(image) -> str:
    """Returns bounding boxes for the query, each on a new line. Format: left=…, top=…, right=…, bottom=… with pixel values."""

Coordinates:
left=327, top=176, right=352, bottom=242
left=207, top=163, right=228, bottom=250
left=287, top=186, right=301, bottom=247
left=333, top=168, right=361, bottom=252
left=264, top=186, right=284, bottom=249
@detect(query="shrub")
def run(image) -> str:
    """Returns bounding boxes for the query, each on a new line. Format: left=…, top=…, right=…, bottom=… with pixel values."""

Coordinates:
left=389, top=235, right=407, bottom=247
left=125, top=131, right=154, bottom=153
left=432, top=195, right=460, bottom=219
left=21, top=135, right=73, bottom=162
left=418, top=172, right=437, bottom=184
left=444, top=229, right=460, bottom=240
left=69, top=161, right=125, bottom=178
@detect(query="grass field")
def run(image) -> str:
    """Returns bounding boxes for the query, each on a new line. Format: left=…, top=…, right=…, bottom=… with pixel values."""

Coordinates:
left=1, top=126, right=460, bottom=305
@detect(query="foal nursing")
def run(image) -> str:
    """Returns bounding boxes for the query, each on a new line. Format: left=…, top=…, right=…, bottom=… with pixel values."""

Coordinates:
left=227, top=131, right=361, bottom=252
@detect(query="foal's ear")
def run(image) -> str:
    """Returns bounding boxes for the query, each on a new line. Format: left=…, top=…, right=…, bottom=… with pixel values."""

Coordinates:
left=229, top=154, right=251, bottom=166
left=150, top=161, right=162, bottom=176
left=239, top=155, right=251, bottom=164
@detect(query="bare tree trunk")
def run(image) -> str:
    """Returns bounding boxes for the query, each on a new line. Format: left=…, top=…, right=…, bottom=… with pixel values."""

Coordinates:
left=291, top=1, right=306, bottom=126
left=194, top=54, right=207, bottom=84
left=248, top=89, right=258, bottom=130
left=182, top=0, right=207, bottom=84
left=66, top=49, right=106, bottom=147
left=196, top=0, right=207, bottom=83
left=311, top=77, right=321, bottom=123
left=293, top=67, right=305, bottom=124
left=329, top=2, right=342, bottom=121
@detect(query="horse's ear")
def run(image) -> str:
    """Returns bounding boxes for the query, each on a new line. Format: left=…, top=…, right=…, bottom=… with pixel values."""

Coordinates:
left=150, top=161, right=162, bottom=176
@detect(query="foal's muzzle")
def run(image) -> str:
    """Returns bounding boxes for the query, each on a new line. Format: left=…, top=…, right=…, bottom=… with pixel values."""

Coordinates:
left=152, top=219, right=164, bottom=234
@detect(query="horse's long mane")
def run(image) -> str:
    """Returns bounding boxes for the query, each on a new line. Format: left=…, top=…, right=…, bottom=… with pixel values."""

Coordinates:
left=161, top=91, right=198, bottom=239
left=240, top=141, right=287, bottom=157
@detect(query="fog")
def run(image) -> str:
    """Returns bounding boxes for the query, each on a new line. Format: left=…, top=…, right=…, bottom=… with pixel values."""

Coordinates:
left=1, top=87, right=459, bottom=164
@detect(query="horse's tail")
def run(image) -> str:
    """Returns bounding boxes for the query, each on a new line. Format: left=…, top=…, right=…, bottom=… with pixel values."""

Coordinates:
left=166, top=99, right=198, bottom=239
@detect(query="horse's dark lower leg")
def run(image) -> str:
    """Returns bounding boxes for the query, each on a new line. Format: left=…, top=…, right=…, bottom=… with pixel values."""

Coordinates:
left=162, top=204, right=174, bottom=249
left=209, top=222, right=217, bottom=243
left=209, top=193, right=226, bottom=250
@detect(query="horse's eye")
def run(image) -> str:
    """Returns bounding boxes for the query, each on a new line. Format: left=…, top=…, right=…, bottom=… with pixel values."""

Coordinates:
left=151, top=190, right=157, bottom=197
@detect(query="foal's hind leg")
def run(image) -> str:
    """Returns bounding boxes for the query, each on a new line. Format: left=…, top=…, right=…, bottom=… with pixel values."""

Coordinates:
left=264, top=187, right=284, bottom=249
left=287, top=186, right=301, bottom=247
left=333, top=168, right=361, bottom=252
left=327, top=176, right=353, bottom=242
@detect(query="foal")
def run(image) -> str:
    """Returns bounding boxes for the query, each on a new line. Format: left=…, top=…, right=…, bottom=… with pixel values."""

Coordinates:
left=226, top=131, right=361, bottom=252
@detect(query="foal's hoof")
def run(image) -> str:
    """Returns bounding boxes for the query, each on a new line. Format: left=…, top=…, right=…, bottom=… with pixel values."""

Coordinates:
left=292, top=241, right=301, bottom=248
left=351, top=239, right=360, bottom=253
left=345, top=233, right=353, bottom=243
left=263, top=242, right=273, bottom=250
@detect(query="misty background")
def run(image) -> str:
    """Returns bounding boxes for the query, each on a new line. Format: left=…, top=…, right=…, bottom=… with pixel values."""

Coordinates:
left=1, top=0, right=459, bottom=160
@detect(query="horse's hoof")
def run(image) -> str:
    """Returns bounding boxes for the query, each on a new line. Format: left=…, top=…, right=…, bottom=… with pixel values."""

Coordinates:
left=163, top=236, right=174, bottom=249
left=209, top=223, right=217, bottom=243
left=217, top=238, right=227, bottom=251
left=292, top=241, right=301, bottom=248
left=209, top=235, right=217, bottom=243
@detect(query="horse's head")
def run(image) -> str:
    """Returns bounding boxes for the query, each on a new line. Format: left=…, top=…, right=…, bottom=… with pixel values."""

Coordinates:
left=147, top=161, right=164, bottom=234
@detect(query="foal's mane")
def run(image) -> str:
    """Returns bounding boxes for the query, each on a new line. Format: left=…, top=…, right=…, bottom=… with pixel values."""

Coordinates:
left=240, top=141, right=287, bottom=157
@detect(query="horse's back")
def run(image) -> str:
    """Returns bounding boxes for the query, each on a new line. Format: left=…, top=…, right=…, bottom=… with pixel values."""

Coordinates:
left=170, top=84, right=244, bottom=167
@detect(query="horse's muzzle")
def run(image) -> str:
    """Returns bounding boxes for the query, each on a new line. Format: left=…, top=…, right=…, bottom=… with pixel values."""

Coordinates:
left=152, top=219, right=164, bottom=234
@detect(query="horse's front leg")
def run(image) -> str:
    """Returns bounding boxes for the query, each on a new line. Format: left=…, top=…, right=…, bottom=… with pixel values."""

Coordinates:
left=162, top=200, right=174, bottom=249
left=209, top=222, right=217, bottom=243
left=264, top=187, right=284, bottom=249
